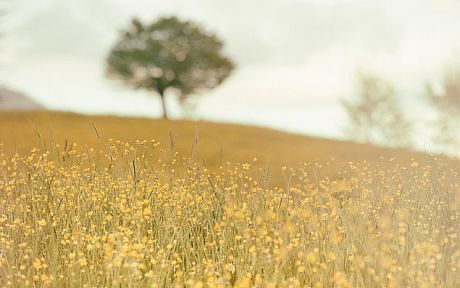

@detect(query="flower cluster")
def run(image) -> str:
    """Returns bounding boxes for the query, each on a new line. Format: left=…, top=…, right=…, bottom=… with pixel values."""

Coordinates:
left=0, top=140, right=459, bottom=287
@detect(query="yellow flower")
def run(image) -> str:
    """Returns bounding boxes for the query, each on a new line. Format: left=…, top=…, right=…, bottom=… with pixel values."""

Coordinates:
left=78, top=257, right=87, bottom=266
left=327, top=251, right=336, bottom=261
left=33, top=259, right=43, bottom=270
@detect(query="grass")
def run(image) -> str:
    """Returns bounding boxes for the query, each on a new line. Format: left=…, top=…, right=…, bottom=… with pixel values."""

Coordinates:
left=0, top=111, right=459, bottom=287
left=0, top=111, right=445, bottom=184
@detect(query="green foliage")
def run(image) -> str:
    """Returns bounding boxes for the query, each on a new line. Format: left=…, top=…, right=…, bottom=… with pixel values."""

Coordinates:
left=106, top=16, right=235, bottom=119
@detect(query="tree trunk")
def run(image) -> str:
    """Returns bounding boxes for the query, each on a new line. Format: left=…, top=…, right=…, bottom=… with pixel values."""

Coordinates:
left=159, top=91, right=168, bottom=119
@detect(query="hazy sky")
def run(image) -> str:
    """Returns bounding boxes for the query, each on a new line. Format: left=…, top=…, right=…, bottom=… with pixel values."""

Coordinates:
left=2, top=0, right=460, bottom=146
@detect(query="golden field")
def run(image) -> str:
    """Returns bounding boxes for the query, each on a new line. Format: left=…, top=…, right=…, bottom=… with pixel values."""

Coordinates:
left=0, top=111, right=459, bottom=287
left=0, top=111, right=433, bottom=175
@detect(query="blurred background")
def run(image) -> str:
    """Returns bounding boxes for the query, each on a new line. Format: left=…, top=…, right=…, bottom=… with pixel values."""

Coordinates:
left=0, top=0, right=459, bottom=156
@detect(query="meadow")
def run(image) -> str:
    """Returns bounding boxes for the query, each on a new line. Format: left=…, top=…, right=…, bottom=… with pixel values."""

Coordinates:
left=0, top=111, right=459, bottom=287
left=0, top=111, right=440, bottom=182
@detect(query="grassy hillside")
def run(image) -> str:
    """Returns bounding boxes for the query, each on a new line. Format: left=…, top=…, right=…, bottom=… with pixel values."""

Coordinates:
left=1, top=111, right=459, bottom=287
left=0, top=111, right=439, bottom=177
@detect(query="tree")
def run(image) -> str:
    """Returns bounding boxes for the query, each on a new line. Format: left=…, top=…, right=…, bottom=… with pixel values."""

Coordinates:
left=106, top=16, right=234, bottom=119
left=342, top=72, right=413, bottom=148
left=426, top=66, right=460, bottom=155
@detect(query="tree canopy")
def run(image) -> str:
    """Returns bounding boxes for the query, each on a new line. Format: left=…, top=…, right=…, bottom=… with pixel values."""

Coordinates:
left=106, top=16, right=235, bottom=119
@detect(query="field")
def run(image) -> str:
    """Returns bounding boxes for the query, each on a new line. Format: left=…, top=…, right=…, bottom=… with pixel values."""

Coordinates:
left=0, top=111, right=440, bottom=183
left=0, top=111, right=459, bottom=287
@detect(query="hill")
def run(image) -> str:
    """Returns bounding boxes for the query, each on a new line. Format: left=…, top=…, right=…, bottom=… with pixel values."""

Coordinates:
left=1, top=110, right=459, bottom=287
left=0, top=111, right=451, bottom=183
left=0, top=88, right=45, bottom=111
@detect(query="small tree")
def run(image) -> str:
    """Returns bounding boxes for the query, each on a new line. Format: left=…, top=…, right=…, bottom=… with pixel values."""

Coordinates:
left=106, top=16, right=234, bottom=119
left=426, top=67, right=460, bottom=155
left=342, top=72, right=413, bottom=148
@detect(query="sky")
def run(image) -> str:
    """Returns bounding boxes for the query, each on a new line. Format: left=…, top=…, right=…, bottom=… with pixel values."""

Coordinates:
left=2, top=0, right=460, bottom=148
